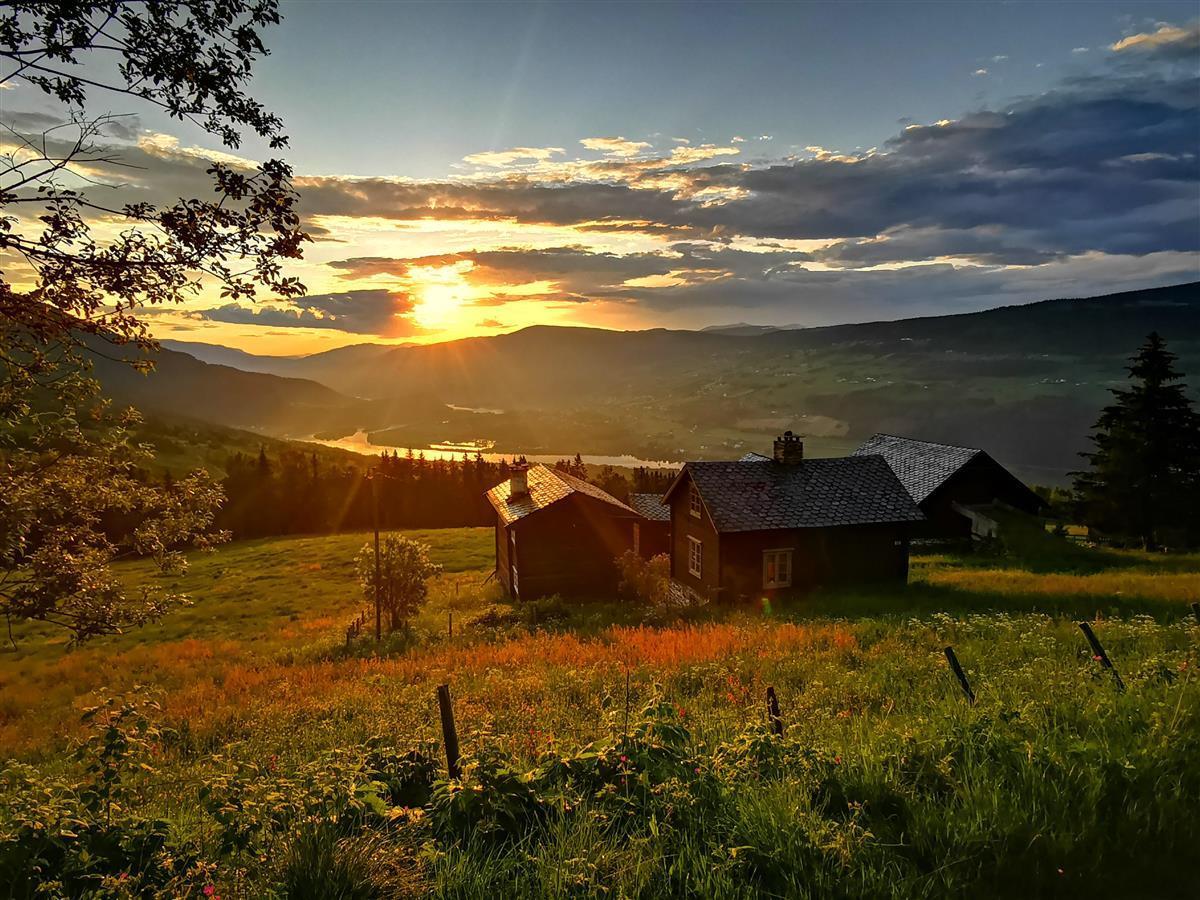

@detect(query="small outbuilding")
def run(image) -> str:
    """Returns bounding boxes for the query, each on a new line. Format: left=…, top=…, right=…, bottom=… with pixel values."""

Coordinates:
left=628, top=492, right=671, bottom=558
left=486, top=463, right=639, bottom=600
left=663, top=432, right=924, bottom=604
left=851, top=433, right=1046, bottom=540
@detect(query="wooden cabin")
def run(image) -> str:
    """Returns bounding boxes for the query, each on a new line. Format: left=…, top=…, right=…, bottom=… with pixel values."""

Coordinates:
left=628, top=493, right=671, bottom=558
left=851, top=433, right=1046, bottom=540
left=663, top=432, right=924, bottom=604
left=486, top=463, right=639, bottom=599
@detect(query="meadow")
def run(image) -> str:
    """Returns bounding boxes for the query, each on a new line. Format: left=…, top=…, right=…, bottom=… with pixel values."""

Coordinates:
left=1, top=524, right=1197, bottom=898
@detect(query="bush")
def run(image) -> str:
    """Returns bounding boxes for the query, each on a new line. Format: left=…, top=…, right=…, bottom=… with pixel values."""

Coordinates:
left=616, top=551, right=670, bottom=606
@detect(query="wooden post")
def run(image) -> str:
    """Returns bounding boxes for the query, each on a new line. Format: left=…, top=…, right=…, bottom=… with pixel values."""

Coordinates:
left=943, top=646, right=976, bottom=705
left=1191, top=601, right=1200, bottom=625
left=372, top=477, right=382, bottom=642
left=436, top=684, right=461, bottom=779
left=766, top=686, right=784, bottom=736
left=1078, top=621, right=1125, bottom=692
left=448, top=611, right=453, bottom=639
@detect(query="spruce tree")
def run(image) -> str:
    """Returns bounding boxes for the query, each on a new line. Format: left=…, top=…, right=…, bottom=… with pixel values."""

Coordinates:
left=1072, top=332, right=1200, bottom=548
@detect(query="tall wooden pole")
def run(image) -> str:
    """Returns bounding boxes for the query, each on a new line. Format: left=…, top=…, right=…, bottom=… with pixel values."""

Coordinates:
left=372, top=475, right=382, bottom=641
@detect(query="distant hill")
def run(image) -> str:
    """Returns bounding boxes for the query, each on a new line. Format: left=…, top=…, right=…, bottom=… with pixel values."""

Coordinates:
left=106, top=282, right=1200, bottom=483
left=91, top=342, right=368, bottom=436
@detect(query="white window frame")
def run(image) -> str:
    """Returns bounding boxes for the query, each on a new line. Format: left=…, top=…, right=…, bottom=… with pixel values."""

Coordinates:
left=762, top=548, right=793, bottom=590
left=687, top=536, right=703, bottom=579
left=689, top=485, right=703, bottom=519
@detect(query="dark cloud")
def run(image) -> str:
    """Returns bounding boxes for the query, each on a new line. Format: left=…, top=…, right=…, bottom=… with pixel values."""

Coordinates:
left=192, top=290, right=422, bottom=335
left=296, top=64, right=1199, bottom=263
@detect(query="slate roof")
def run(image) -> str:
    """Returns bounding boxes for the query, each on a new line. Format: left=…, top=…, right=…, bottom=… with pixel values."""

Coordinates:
left=739, top=452, right=771, bottom=462
left=486, top=463, right=637, bottom=526
left=851, top=433, right=982, bottom=504
left=671, top=456, right=924, bottom=533
left=629, top=492, right=670, bottom=522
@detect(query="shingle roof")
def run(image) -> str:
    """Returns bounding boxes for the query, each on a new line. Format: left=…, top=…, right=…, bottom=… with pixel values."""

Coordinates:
left=851, top=433, right=981, bottom=504
left=674, top=456, right=924, bottom=533
left=739, top=452, right=771, bottom=462
left=486, top=463, right=637, bottom=526
left=629, top=492, right=670, bottom=521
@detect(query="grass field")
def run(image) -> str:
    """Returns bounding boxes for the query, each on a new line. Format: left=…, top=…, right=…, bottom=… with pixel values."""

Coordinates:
left=2, top=523, right=1198, bottom=898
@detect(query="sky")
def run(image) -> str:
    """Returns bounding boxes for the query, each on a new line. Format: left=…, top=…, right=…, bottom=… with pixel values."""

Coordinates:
left=2, top=1, right=1199, bottom=353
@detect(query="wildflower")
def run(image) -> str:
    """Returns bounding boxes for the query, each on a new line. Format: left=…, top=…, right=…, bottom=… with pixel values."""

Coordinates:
left=620, top=755, right=628, bottom=763
left=203, top=888, right=215, bottom=898
left=694, top=767, right=701, bottom=775
left=834, top=755, right=842, bottom=765
left=1093, top=654, right=1103, bottom=662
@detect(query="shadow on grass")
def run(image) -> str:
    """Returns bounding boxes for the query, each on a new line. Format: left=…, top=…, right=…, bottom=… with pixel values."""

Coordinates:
left=788, top=579, right=1195, bottom=623
left=916, top=511, right=1200, bottom=576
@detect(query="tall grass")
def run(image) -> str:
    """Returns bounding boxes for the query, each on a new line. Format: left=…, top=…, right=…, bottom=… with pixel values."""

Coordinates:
left=1, top=524, right=1198, bottom=895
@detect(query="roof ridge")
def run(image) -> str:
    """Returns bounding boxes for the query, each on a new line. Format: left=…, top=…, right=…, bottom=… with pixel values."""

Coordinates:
left=869, top=432, right=983, bottom=455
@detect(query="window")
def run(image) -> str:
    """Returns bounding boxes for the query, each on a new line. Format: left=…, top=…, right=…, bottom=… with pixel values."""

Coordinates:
left=762, top=549, right=793, bottom=589
left=687, top=536, right=703, bottom=578
left=689, top=485, right=702, bottom=518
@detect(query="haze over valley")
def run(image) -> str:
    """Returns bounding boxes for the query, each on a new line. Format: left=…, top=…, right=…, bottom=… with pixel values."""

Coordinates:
left=89, top=282, right=1199, bottom=485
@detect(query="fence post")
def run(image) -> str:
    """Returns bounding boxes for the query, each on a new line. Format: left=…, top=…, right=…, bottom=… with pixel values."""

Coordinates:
left=448, top=611, right=453, bottom=639
left=943, top=646, right=976, bottom=705
left=1078, top=621, right=1125, bottom=692
left=766, top=686, right=784, bottom=736
left=436, top=684, right=461, bottom=779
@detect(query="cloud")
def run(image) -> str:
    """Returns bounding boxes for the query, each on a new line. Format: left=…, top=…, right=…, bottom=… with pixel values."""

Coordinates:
left=973, top=68, right=989, bottom=76
left=191, top=290, right=422, bottom=336
left=1111, top=23, right=1200, bottom=57
left=580, top=136, right=652, bottom=157
left=731, top=136, right=746, bottom=143
left=1072, top=47, right=1090, bottom=54
left=462, top=146, right=565, bottom=167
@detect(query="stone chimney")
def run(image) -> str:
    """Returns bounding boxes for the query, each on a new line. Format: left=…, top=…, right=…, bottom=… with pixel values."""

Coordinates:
left=509, top=462, right=530, bottom=497
left=773, top=430, right=804, bottom=464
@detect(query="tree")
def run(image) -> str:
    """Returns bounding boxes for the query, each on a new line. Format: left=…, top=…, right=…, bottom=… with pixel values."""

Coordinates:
left=1072, top=332, right=1200, bottom=549
left=355, top=536, right=442, bottom=634
left=1, top=2, right=305, bottom=642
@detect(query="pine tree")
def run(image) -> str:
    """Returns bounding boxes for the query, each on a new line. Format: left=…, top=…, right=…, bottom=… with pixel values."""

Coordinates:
left=1072, top=332, right=1200, bottom=548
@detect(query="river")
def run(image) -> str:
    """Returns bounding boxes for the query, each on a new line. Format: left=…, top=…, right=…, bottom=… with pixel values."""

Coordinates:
left=305, top=430, right=680, bottom=469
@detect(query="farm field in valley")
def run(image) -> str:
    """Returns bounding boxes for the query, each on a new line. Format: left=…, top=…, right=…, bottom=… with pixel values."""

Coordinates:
left=2, top=525, right=1198, bottom=897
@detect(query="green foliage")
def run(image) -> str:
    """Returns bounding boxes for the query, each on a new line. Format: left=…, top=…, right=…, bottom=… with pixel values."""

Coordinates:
left=1073, top=332, right=1200, bottom=548
left=356, top=534, right=443, bottom=632
left=0, top=1, right=303, bottom=645
left=0, top=695, right=207, bottom=898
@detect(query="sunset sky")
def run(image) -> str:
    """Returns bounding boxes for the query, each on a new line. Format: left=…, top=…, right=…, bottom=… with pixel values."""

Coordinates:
left=3, top=1, right=1199, bottom=354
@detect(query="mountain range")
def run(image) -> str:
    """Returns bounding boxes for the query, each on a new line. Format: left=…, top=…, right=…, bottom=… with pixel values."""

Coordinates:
left=103, top=281, right=1200, bottom=485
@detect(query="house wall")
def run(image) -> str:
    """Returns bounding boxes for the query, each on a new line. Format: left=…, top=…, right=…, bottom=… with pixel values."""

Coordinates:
left=634, top=520, right=671, bottom=559
left=668, top=476, right=722, bottom=600
left=508, top=495, right=635, bottom=599
left=495, top=515, right=512, bottom=594
left=918, top=455, right=1041, bottom=539
left=717, top=524, right=909, bottom=601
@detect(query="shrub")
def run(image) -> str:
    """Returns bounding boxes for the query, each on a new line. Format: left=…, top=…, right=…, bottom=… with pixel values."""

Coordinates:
left=616, top=551, right=670, bottom=606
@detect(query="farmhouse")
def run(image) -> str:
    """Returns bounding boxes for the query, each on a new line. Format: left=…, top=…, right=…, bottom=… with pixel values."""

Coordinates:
left=851, top=433, right=1045, bottom=540
left=663, top=432, right=924, bottom=604
left=486, top=462, right=640, bottom=599
left=628, top=493, right=671, bottom=558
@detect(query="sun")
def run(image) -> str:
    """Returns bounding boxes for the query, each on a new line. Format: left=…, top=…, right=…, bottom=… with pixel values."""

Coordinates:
left=409, top=263, right=475, bottom=332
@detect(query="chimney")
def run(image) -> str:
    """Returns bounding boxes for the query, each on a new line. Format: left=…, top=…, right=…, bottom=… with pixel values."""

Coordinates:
left=773, top=430, right=804, bottom=465
left=509, top=462, right=529, bottom=497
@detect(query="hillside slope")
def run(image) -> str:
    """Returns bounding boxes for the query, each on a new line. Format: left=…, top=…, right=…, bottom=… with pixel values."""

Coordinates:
left=108, top=282, right=1200, bottom=481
